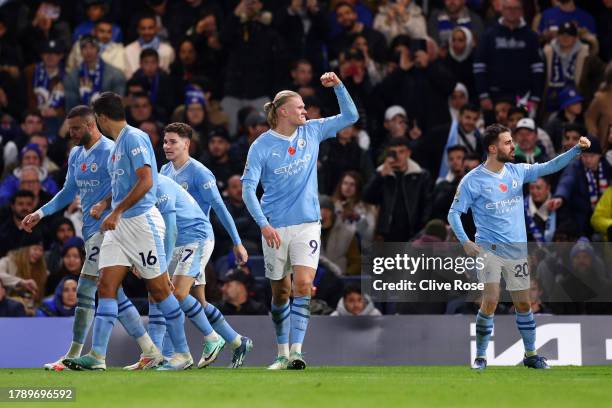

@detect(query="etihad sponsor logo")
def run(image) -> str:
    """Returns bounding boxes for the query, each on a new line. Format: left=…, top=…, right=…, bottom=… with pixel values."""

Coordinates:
left=274, top=154, right=312, bottom=176
left=76, top=179, right=100, bottom=187
left=485, top=195, right=522, bottom=210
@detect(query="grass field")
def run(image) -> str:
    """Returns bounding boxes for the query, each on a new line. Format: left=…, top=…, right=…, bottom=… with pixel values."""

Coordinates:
left=1, top=366, right=612, bottom=408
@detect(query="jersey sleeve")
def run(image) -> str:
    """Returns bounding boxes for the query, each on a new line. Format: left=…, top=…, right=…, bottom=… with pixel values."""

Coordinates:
left=126, top=134, right=154, bottom=171
left=449, top=177, right=474, bottom=214
left=520, top=144, right=581, bottom=184
left=199, top=169, right=242, bottom=244
left=40, top=148, right=79, bottom=217
left=240, top=144, right=268, bottom=227
left=306, top=83, right=359, bottom=142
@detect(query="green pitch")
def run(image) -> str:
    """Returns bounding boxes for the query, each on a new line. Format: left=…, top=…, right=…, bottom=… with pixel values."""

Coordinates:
left=1, top=366, right=612, bottom=408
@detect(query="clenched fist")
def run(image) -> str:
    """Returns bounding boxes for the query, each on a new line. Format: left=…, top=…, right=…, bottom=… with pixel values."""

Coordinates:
left=320, top=72, right=341, bottom=88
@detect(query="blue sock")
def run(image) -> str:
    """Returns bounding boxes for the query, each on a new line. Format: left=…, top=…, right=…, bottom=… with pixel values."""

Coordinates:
left=91, top=298, right=118, bottom=358
left=147, top=302, right=166, bottom=351
left=157, top=294, right=189, bottom=353
left=271, top=300, right=290, bottom=345
left=204, top=303, right=239, bottom=344
left=180, top=295, right=214, bottom=336
left=290, top=296, right=311, bottom=347
left=161, top=331, right=174, bottom=359
left=116, top=287, right=145, bottom=339
left=73, top=277, right=97, bottom=345
left=476, top=310, right=494, bottom=358
left=516, top=310, right=537, bottom=356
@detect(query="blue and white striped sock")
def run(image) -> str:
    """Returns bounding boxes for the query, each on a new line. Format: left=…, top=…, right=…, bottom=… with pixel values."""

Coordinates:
left=69, top=277, right=97, bottom=357
left=516, top=310, right=537, bottom=356
left=147, top=302, right=166, bottom=352
left=91, top=298, right=118, bottom=359
left=271, top=300, right=290, bottom=355
left=290, top=296, right=311, bottom=354
left=116, top=287, right=145, bottom=339
left=180, top=295, right=215, bottom=337
left=476, top=310, right=494, bottom=359
left=158, top=294, right=189, bottom=354
left=205, top=303, right=240, bottom=347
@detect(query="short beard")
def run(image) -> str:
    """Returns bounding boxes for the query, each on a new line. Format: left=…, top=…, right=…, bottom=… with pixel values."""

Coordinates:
left=78, top=132, right=92, bottom=146
left=497, top=152, right=514, bottom=163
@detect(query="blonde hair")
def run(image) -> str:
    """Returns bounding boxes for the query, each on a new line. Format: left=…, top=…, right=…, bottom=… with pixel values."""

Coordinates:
left=10, top=245, right=47, bottom=303
left=263, top=90, right=301, bottom=129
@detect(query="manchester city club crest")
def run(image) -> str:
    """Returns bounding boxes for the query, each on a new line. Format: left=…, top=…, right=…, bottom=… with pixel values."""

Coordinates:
left=181, top=182, right=188, bottom=190
left=297, top=138, right=306, bottom=149
left=90, top=163, right=98, bottom=173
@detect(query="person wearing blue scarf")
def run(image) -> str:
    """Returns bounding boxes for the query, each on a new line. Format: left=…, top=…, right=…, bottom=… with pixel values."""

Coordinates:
left=29, top=39, right=66, bottom=113
left=524, top=177, right=556, bottom=243
left=64, top=35, right=126, bottom=110
left=36, top=276, right=78, bottom=317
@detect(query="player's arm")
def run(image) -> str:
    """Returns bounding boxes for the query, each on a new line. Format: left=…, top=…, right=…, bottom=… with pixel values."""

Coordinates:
left=241, top=146, right=281, bottom=249
left=447, top=179, right=480, bottom=256
left=522, top=138, right=589, bottom=183
left=22, top=152, right=79, bottom=232
left=90, top=194, right=112, bottom=220
left=161, top=210, right=177, bottom=258
left=314, top=72, right=359, bottom=142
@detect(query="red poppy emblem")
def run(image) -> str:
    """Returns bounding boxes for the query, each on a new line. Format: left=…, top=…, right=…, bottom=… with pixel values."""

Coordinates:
left=499, top=183, right=508, bottom=192
left=81, top=163, right=87, bottom=172
left=288, top=146, right=296, bottom=156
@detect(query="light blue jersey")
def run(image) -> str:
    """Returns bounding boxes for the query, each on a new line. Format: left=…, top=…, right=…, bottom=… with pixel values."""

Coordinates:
left=448, top=144, right=582, bottom=245
left=40, top=137, right=114, bottom=241
left=156, top=174, right=206, bottom=251
left=108, top=125, right=158, bottom=218
left=241, top=83, right=358, bottom=228
left=160, top=158, right=241, bottom=245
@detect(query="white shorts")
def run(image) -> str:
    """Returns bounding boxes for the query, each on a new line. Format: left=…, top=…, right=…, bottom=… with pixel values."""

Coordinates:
left=168, top=240, right=214, bottom=286
left=98, top=207, right=167, bottom=279
left=263, top=221, right=321, bottom=281
left=81, top=232, right=104, bottom=277
left=477, top=250, right=530, bottom=291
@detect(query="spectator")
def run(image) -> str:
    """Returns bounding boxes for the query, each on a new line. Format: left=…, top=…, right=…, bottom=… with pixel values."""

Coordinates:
left=474, top=0, right=544, bottom=116
left=36, top=276, right=77, bottom=317
left=427, top=0, right=484, bottom=48
left=543, top=22, right=604, bottom=114
left=437, top=103, right=483, bottom=182
left=20, top=1, right=71, bottom=65
left=29, top=133, right=60, bottom=176
left=432, top=145, right=467, bottom=219
left=375, top=106, right=425, bottom=165
left=375, top=34, right=456, bottom=138
left=0, top=233, right=48, bottom=310
left=330, top=2, right=387, bottom=63
left=350, top=33, right=385, bottom=87
left=211, top=175, right=261, bottom=257
left=331, top=285, right=381, bottom=316
left=363, top=137, right=432, bottom=242
left=273, top=0, right=329, bottom=71
left=64, top=35, right=125, bottom=110
left=71, top=0, right=122, bottom=44
left=538, top=0, right=597, bottom=40
left=44, top=217, right=76, bottom=276
left=67, top=18, right=126, bottom=73
left=0, top=279, right=26, bottom=317
left=561, top=123, right=586, bottom=152
left=217, top=268, right=267, bottom=315
left=169, top=37, right=206, bottom=90
left=126, top=92, right=154, bottom=126
left=220, top=0, right=286, bottom=135
left=7, top=111, right=45, bottom=170
left=441, top=28, right=476, bottom=105
left=448, top=83, right=469, bottom=123
left=0, top=14, right=25, bottom=119
left=124, top=13, right=175, bottom=78
left=525, top=177, right=556, bottom=242
left=139, top=120, right=166, bottom=170
left=0, top=190, right=37, bottom=257
left=513, top=118, right=549, bottom=164
left=551, top=137, right=611, bottom=237
left=413, top=218, right=448, bottom=243
left=524, top=278, right=552, bottom=314
left=319, top=123, right=373, bottom=195
left=0, top=148, right=58, bottom=207
left=507, top=106, right=556, bottom=156
left=544, top=87, right=585, bottom=151
left=231, top=110, right=269, bottom=164
left=25, top=39, right=66, bottom=119
left=492, top=97, right=513, bottom=127
left=331, top=171, right=377, bottom=250
left=320, top=195, right=361, bottom=275
left=591, top=182, right=612, bottom=241
left=373, top=0, right=427, bottom=44
left=585, top=63, right=612, bottom=152
left=287, top=59, right=318, bottom=100
left=200, top=128, right=243, bottom=192
left=45, top=236, right=84, bottom=295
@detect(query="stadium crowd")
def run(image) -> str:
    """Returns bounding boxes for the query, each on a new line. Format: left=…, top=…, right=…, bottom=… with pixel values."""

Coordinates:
left=0, top=0, right=610, bottom=318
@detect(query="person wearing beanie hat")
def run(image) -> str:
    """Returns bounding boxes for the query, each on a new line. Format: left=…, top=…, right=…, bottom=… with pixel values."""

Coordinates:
left=64, top=33, right=126, bottom=110
left=551, top=134, right=611, bottom=236
left=25, top=38, right=66, bottom=115
left=448, top=123, right=593, bottom=370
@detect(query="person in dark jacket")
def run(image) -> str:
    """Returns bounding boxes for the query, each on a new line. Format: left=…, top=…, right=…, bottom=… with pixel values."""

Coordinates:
left=0, top=279, right=26, bottom=317
left=550, top=137, right=612, bottom=237
left=473, top=0, right=544, bottom=115
left=432, top=145, right=467, bottom=220
left=217, top=268, right=267, bottom=315
left=36, top=276, right=77, bottom=317
left=363, top=137, right=432, bottom=242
